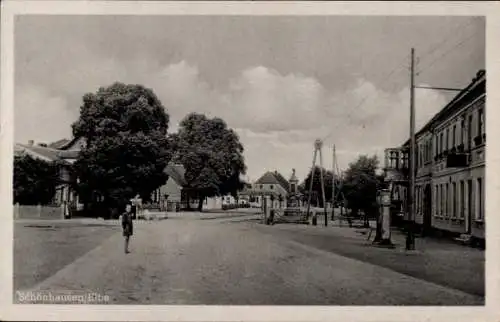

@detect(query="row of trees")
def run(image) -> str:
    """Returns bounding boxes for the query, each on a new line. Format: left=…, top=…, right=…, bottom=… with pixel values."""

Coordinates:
left=14, top=83, right=247, bottom=214
left=14, top=82, right=387, bottom=216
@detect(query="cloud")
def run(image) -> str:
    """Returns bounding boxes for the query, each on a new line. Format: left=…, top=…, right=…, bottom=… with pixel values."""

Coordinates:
left=14, top=60, right=449, bottom=182
left=14, top=85, right=77, bottom=144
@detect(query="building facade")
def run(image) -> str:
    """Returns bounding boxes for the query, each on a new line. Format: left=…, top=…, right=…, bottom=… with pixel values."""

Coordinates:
left=385, top=70, right=485, bottom=240
left=14, top=138, right=81, bottom=208
left=239, top=170, right=300, bottom=209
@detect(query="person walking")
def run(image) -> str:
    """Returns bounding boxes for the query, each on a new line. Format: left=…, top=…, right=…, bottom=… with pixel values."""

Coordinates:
left=122, top=204, right=134, bottom=254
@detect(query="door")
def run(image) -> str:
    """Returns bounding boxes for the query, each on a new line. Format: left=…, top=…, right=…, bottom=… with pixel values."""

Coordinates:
left=423, top=184, right=432, bottom=235
left=466, top=180, right=473, bottom=234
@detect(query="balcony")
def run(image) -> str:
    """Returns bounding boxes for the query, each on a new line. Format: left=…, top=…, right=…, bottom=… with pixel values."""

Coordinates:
left=384, top=148, right=409, bottom=171
left=446, top=152, right=469, bottom=168
left=384, top=148, right=409, bottom=182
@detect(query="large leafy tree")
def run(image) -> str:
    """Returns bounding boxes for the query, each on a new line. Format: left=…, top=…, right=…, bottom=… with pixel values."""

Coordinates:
left=301, top=166, right=336, bottom=207
left=342, top=155, right=384, bottom=226
left=13, top=154, right=59, bottom=205
left=173, top=113, right=246, bottom=211
left=72, top=83, right=172, bottom=215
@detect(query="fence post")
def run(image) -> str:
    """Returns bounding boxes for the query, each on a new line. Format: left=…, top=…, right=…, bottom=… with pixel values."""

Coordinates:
left=37, top=204, right=42, bottom=218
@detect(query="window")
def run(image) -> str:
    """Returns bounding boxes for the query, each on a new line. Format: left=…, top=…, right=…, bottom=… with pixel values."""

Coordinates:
left=440, top=133, right=444, bottom=153
left=452, top=125, right=456, bottom=148
left=452, top=182, right=457, bottom=218
left=260, top=184, right=263, bottom=189
left=468, top=179, right=473, bottom=222
left=440, top=184, right=444, bottom=216
left=416, top=187, right=420, bottom=214
left=460, top=181, right=465, bottom=219
left=460, top=119, right=465, bottom=146
left=445, top=128, right=449, bottom=151
left=468, top=115, right=473, bottom=149
left=270, top=185, right=274, bottom=189
left=434, top=185, right=439, bottom=217
left=478, top=109, right=484, bottom=136
left=477, top=178, right=483, bottom=220
left=435, top=136, right=439, bottom=157
left=417, top=145, right=420, bottom=168
left=445, top=183, right=449, bottom=217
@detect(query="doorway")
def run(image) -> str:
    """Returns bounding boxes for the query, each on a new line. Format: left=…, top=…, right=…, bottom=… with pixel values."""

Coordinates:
left=423, top=184, right=432, bottom=235
left=466, top=179, right=473, bottom=234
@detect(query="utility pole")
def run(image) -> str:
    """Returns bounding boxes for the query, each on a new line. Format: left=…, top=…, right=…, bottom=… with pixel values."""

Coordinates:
left=306, top=144, right=318, bottom=225
left=331, top=145, right=336, bottom=221
left=319, top=143, right=327, bottom=227
left=406, top=47, right=416, bottom=251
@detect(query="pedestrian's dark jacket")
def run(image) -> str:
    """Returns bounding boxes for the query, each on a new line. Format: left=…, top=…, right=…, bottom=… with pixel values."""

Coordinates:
left=122, top=211, right=134, bottom=237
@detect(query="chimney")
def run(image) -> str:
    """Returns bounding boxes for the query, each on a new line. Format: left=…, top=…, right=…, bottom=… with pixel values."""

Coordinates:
left=28, top=140, right=34, bottom=146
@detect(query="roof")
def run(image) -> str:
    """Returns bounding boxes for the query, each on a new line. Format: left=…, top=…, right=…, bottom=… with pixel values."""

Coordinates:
left=402, top=69, right=486, bottom=147
left=48, top=139, right=71, bottom=149
left=59, top=137, right=81, bottom=150
left=165, top=163, right=187, bottom=186
left=16, top=144, right=61, bottom=161
left=255, top=171, right=281, bottom=185
left=255, top=171, right=290, bottom=191
left=273, top=171, right=290, bottom=191
left=15, top=143, right=72, bottom=164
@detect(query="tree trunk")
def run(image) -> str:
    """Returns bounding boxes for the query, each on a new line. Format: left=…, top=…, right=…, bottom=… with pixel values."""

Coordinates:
left=364, top=210, right=370, bottom=228
left=197, top=196, right=204, bottom=212
left=185, top=194, right=192, bottom=210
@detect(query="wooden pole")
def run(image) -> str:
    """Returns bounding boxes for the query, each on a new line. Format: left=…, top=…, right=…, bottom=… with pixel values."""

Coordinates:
left=319, top=147, right=327, bottom=227
left=407, top=47, right=416, bottom=250
left=331, top=145, right=336, bottom=221
left=306, top=146, right=318, bottom=225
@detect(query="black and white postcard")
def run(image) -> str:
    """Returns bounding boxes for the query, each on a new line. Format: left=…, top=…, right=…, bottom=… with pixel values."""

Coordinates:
left=1, top=1, right=499, bottom=321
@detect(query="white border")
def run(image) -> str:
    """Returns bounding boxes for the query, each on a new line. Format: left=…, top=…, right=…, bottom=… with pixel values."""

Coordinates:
left=1, top=1, right=499, bottom=321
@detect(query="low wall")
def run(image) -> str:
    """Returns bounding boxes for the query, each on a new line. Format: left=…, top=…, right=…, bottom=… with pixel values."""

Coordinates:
left=14, top=204, right=63, bottom=220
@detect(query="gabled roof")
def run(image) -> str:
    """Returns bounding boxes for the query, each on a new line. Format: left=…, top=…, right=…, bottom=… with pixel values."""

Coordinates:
left=255, top=171, right=290, bottom=192
left=15, top=143, right=72, bottom=164
left=273, top=171, right=290, bottom=191
left=16, top=144, right=61, bottom=161
left=255, top=171, right=281, bottom=185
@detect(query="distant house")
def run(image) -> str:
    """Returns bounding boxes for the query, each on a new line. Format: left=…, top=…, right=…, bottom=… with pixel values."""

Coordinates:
left=239, top=170, right=293, bottom=209
left=16, top=137, right=239, bottom=211
left=153, top=163, right=239, bottom=211
left=14, top=139, right=81, bottom=207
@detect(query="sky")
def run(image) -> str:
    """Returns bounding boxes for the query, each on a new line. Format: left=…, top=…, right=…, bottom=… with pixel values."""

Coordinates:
left=14, top=15, right=485, bottom=182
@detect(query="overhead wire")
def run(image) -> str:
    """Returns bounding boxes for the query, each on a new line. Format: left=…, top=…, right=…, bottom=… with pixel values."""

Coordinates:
left=319, top=17, right=481, bottom=190
left=321, top=54, right=409, bottom=143
left=416, top=27, right=481, bottom=77
left=416, top=18, right=478, bottom=68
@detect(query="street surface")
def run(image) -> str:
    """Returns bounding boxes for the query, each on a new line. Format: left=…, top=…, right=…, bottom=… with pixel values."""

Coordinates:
left=14, top=211, right=484, bottom=305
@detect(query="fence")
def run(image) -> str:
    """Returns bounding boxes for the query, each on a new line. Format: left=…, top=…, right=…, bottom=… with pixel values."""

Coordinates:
left=13, top=204, right=64, bottom=220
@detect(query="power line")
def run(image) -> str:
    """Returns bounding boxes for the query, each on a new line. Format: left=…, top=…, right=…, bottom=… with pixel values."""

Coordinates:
left=416, top=18, right=478, bottom=66
left=321, top=55, right=409, bottom=142
left=416, top=28, right=480, bottom=77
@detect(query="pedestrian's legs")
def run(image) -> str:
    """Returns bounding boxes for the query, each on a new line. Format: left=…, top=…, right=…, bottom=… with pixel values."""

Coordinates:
left=124, top=236, right=130, bottom=253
